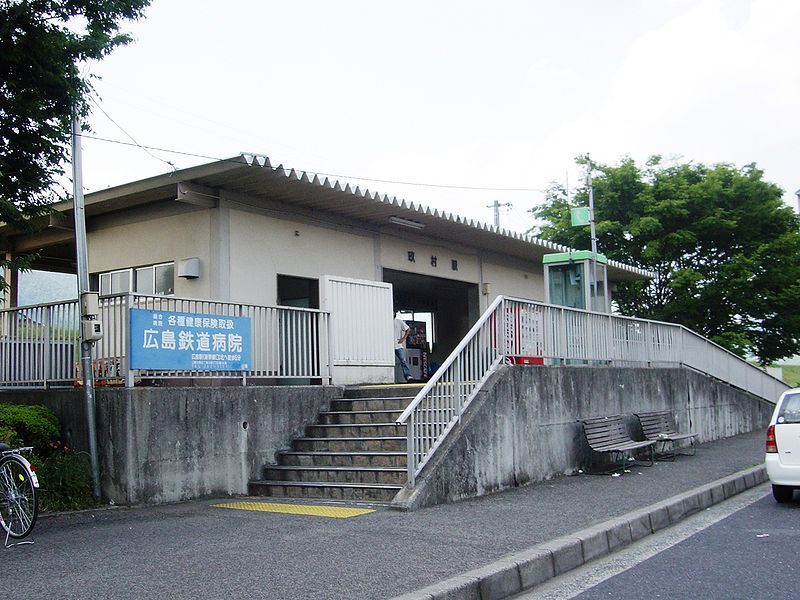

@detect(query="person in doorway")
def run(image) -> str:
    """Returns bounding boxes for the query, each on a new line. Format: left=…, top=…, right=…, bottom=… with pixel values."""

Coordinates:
left=394, top=313, right=413, bottom=383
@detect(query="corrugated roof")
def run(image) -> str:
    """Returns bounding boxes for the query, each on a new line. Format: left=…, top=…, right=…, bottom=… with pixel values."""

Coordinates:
left=76, top=153, right=654, bottom=281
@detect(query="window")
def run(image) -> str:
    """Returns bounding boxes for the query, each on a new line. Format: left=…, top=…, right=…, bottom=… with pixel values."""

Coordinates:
left=777, top=393, right=800, bottom=424
left=97, top=262, right=174, bottom=296
left=548, top=263, right=585, bottom=309
left=99, top=269, right=132, bottom=295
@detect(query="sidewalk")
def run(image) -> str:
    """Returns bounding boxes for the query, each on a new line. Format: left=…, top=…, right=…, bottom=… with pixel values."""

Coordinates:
left=294, top=430, right=768, bottom=599
left=377, top=430, right=767, bottom=599
left=390, top=433, right=767, bottom=599
left=12, top=430, right=768, bottom=600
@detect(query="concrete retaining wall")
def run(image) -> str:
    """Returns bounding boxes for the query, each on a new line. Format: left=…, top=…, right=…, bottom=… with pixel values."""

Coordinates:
left=0, top=365, right=774, bottom=509
left=0, top=386, right=343, bottom=505
left=392, top=366, right=774, bottom=510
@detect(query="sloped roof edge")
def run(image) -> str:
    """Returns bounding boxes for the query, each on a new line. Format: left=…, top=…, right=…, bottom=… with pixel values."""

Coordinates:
left=83, top=153, right=655, bottom=280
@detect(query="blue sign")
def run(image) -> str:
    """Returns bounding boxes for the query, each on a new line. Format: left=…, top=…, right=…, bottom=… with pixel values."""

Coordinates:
left=130, top=308, right=252, bottom=371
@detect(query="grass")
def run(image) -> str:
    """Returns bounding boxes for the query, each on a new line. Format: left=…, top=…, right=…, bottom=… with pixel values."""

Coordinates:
left=780, top=365, right=800, bottom=388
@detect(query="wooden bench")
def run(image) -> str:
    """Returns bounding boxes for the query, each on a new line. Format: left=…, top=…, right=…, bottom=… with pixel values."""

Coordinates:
left=635, top=411, right=697, bottom=460
left=581, top=415, right=656, bottom=474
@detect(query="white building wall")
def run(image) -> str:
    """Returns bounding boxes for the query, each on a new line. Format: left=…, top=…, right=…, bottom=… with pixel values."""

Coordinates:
left=480, top=260, right=545, bottom=304
left=379, top=233, right=545, bottom=308
left=87, top=200, right=550, bottom=311
left=379, top=234, right=480, bottom=284
left=88, top=207, right=212, bottom=298
left=227, top=207, right=376, bottom=305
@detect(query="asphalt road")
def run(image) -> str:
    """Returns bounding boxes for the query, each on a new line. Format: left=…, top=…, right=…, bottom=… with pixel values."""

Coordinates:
left=575, top=491, right=800, bottom=599
left=2, top=431, right=768, bottom=600
left=525, top=485, right=800, bottom=599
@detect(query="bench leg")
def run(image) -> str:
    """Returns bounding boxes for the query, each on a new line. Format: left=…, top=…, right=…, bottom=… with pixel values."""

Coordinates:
left=586, top=451, right=626, bottom=475
left=636, top=445, right=655, bottom=467
left=656, top=439, right=696, bottom=460
left=657, top=440, right=676, bottom=462
left=678, top=438, right=697, bottom=457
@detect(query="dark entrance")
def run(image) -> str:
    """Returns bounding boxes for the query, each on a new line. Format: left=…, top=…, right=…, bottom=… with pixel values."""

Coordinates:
left=383, top=268, right=479, bottom=375
left=277, top=275, right=319, bottom=309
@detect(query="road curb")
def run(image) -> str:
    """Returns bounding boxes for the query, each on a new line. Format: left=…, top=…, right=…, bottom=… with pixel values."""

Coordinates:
left=390, top=464, right=768, bottom=600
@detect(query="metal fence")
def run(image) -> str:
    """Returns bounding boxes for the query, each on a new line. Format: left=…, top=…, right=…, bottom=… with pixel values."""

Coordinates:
left=0, top=293, right=331, bottom=388
left=396, top=296, right=789, bottom=484
left=0, top=300, right=80, bottom=387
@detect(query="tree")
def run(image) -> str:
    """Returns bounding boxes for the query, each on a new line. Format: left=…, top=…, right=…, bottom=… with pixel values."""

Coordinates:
left=0, top=0, right=150, bottom=289
left=532, top=156, right=800, bottom=365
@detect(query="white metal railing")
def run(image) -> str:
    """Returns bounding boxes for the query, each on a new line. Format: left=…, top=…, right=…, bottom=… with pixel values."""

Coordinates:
left=0, top=300, right=80, bottom=387
left=397, top=296, right=789, bottom=484
left=0, top=293, right=331, bottom=388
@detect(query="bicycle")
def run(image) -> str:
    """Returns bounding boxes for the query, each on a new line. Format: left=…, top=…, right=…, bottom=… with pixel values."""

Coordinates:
left=0, top=444, right=40, bottom=547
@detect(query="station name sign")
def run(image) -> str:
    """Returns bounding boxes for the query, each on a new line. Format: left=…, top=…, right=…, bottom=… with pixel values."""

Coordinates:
left=129, top=308, right=252, bottom=371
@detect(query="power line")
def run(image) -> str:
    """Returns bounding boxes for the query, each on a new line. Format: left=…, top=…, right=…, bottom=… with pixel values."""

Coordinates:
left=89, top=95, right=176, bottom=173
left=76, top=132, right=548, bottom=194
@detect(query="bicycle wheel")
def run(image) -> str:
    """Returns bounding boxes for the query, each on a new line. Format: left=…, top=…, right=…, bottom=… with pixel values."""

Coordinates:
left=0, top=455, right=38, bottom=539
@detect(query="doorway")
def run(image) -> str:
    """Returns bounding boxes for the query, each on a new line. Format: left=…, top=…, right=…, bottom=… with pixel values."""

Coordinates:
left=276, top=275, right=320, bottom=384
left=383, top=268, right=479, bottom=379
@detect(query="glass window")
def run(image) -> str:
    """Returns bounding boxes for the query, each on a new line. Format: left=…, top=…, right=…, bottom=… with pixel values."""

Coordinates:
left=135, top=267, right=155, bottom=295
left=97, top=263, right=174, bottom=297
left=591, top=263, right=607, bottom=312
left=154, top=263, right=174, bottom=295
left=548, top=263, right=585, bottom=309
left=777, top=394, right=800, bottom=424
left=110, top=270, right=131, bottom=293
left=100, top=273, right=111, bottom=296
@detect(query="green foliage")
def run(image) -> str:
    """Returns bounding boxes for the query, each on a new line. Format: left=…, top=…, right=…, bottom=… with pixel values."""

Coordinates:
left=36, top=443, right=98, bottom=511
left=0, top=405, right=96, bottom=511
left=0, top=403, right=60, bottom=449
left=0, top=424, right=21, bottom=447
left=782, top=365, right=800, bottom=388
left=532, top=157, right=800, bottom=365
left=0, top=0, right=151, bottom=288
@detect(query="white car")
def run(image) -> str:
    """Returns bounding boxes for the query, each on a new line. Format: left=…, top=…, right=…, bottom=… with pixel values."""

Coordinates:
left=766, top=388, right=800, bottom=503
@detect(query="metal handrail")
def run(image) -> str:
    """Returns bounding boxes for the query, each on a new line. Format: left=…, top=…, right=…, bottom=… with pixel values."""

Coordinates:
left=0, top=293, right=332, bottom=388
left=397, top=295, right=788, bottom=485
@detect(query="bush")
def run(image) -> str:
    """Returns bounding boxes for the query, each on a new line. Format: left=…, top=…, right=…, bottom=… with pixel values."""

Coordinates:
left=0, top=404, right=60, bottom=449
left=35, top=443, right=98, bottom=512
left=0, top=425, right=22, bottom=448
left=0, top=404, right=97, bottom=512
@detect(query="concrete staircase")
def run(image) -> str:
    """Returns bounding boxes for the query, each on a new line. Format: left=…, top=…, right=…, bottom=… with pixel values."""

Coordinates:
left=248, top=385, right=419, bottom=502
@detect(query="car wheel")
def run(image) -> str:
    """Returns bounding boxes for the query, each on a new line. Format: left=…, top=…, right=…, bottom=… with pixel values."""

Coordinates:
left=772, top=484, right=794, bottom=503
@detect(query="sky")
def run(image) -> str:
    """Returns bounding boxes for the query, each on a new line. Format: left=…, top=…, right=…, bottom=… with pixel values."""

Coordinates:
left=79, top=0, right=800, bottom=235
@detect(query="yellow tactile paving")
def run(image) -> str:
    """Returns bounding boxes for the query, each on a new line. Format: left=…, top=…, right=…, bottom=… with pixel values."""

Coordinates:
left=211, top=501, right=376, bottom=518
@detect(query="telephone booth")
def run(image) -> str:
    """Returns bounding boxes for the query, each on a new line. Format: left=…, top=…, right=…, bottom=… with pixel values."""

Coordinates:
left=543, top=251, right=610, bottom=313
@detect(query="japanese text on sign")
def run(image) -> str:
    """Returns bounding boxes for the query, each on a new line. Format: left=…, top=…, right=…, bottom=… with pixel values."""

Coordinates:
left=130, top=308, right=252, bottom=371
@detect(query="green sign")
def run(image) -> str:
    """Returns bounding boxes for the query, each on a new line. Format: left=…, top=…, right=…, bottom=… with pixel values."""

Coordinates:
left=570, top=206, right=591, bottom=227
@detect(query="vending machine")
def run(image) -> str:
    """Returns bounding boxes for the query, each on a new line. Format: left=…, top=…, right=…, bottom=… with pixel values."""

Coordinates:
left=404, top=320, right=429, bottom=381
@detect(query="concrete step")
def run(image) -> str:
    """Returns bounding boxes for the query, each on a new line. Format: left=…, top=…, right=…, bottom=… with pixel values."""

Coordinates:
left=331, top=397, right=413, bottom=412
left=277, top=451, right=406, bottom=468
left=264, top=465, right=406, bottom=485
left=248, top=480, right=402, bottom=502
left=292, top=437, right=406, bottom=453
left=306, top=423, right=406, bottom=438
left=343, top=385, right=424, bottom=399
left=319, top=410, right=402, bottom=425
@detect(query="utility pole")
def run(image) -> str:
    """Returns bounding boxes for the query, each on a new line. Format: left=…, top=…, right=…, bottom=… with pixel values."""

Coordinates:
left=487, top=200, right=513, bottom=229
left=71, top=117, right=102, bottom=500
left=586, top=159, right=598, bottom=310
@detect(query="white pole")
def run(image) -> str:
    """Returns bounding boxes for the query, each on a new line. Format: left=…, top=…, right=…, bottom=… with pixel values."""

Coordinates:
left=587, top=161, right=598, bottom=310
left=72, top=117, right=101, bottom=500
